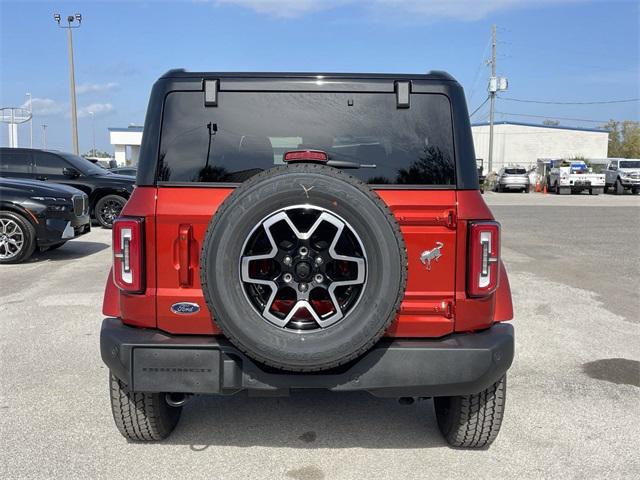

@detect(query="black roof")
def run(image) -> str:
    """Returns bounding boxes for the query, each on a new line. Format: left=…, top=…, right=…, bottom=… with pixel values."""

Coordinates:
left=159, top=69, right=457, bottom=82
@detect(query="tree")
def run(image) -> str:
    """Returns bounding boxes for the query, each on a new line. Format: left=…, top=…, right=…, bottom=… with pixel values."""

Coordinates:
left=82, top=149, right=112, bottom=158
left=601, top=120, right=640, bottom=158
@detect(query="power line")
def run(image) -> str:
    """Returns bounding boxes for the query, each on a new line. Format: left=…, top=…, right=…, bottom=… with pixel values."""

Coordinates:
left=495, top=111, right=610, bottom=124
left=469, top=96, right=490, bottom=117
left=498, top=96, right=639, bottom=105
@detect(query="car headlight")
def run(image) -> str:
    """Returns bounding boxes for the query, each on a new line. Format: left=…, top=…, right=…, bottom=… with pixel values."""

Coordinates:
left=31, top=196, right=68, bottom=202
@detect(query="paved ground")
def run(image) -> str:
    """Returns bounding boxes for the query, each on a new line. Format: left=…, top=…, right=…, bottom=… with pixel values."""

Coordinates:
left=1, top=193, right=639, bottom=480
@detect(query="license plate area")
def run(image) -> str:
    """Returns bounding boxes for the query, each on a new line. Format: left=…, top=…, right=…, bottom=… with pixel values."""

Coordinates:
left=132, top=348, right=221, bottom=393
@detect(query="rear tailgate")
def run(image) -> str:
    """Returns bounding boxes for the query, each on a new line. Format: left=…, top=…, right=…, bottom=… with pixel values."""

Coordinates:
left=154, top=187, right=457, bottom=337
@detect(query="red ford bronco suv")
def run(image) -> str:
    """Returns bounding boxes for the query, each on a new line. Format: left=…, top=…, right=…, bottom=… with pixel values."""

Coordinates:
left=101, top=70, right=514, bottom=448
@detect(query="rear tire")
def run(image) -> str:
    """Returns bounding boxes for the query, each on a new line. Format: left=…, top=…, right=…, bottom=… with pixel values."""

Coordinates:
left=434, top=375, right=507, bottom=449
left=109, top=373, right=182, bottom=441
left=95, top=194, right=127, bottom=229
left=0, top=211, right=37, bottom=264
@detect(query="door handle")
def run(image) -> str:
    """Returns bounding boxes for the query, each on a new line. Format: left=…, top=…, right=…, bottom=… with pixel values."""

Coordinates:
left=178, top=224, right=192, bottom=287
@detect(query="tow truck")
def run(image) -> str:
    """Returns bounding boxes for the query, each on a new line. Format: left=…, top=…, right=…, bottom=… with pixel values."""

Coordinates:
left=548, top=160, right=605, bottom=195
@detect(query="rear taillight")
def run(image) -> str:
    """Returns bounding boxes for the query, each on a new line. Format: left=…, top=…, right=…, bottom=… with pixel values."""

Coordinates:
left=113, top=217, right=144, bottom=293
left=283, top=150, right=328, bottom=163
left=467, top=221, right=500, bottom=297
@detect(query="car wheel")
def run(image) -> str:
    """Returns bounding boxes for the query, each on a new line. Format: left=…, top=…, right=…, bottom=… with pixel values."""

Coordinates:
left=615, top=179, right=624, bottom=195
left=434, top=375, right=507, bottom=448
left=0, top=211, right=37, bottom=264
left=200, top=163, right=407, bottom=372
left=109, top=373, right=182, bottom=441
left=95, top=194, right=127, bottom=229
left=632, top=188, right=640, bottom=195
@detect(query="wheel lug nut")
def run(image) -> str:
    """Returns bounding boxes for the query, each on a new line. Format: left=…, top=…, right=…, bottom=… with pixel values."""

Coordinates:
left=283, top=273, right=293, bottom=283
left=299, top=246, right=308, bottom=256
left=283, top=256, right=292, bottom=266
left=299, top=283, right=308, bottom=292
left=314, top=274, right=324, bottom=283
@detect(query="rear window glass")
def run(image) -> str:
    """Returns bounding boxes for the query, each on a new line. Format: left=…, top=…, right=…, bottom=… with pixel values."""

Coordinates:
left=157, top=91, right=455, bottom=185
left=504, top=168, right=526, bottom=174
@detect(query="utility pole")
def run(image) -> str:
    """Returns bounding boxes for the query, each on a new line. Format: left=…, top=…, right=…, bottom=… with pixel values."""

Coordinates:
left=488, top=24, right=497, bottom=174
left=26, top=92, right=33, bottom=148
left=90, top=111, right=96, bottom=156
left=41, top=124, right=48, bottom=149
left=54, top=13, right=82, bottom=155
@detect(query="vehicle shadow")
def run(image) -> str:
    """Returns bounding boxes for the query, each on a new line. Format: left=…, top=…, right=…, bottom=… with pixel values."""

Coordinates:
left=28, top=240, right=110, bottom=262
left=163, top=390, right=447, bottom=449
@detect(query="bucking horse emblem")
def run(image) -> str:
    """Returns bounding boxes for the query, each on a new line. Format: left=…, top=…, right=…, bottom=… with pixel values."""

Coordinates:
left=420, top=242, right=444, bottom=271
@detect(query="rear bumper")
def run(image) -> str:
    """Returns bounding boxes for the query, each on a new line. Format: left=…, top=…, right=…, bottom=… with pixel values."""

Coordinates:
left=101, top=318, right=514, bottom=398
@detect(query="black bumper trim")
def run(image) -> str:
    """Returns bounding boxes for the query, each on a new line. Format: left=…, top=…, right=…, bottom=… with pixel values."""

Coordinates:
left=100, top=318, right=514, bottom=398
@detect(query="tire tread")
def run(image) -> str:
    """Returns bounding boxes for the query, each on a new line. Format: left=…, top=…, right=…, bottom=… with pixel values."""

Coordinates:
left=109, top=373, right=181, bottom=441
left=435, top=375, right=506, bottom=448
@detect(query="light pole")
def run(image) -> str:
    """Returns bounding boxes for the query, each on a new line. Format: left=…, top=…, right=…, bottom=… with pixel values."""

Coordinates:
left=89, top=111, right=96, bottom=156
left=25, top=92, right=33, bottom=148
left=53, top=12, right=82, bottom=155
left=41, top=124, right=48, bottom=149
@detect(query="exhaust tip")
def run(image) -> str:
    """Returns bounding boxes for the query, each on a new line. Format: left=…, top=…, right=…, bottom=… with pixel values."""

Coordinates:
left=165, top=392, right=191, bottom=407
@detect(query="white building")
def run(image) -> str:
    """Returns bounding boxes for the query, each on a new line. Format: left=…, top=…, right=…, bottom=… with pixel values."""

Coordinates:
left=471, top=121, right=609, bottom=173
left=109, top=126, right=143, bottom=166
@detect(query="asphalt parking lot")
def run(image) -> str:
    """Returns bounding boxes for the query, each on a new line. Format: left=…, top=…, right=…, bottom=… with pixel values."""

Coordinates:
left=1, top=193, right=639, bottom=480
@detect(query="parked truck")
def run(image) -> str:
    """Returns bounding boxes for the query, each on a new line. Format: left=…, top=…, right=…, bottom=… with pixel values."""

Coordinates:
left=548, top=160, right=605, bottom=195
left=603, top=158, right=640, bottom=195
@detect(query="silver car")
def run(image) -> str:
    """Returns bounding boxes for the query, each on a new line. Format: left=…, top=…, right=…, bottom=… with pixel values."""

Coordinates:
left=495, top=166, right=530, bottom=193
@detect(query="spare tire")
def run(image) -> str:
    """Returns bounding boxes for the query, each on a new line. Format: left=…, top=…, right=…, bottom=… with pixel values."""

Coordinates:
left=200, top=163, right=407, bottom=372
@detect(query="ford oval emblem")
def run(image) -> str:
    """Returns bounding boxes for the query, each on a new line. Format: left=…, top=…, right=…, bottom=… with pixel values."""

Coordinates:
left=171, top=302, right=200, bottom=315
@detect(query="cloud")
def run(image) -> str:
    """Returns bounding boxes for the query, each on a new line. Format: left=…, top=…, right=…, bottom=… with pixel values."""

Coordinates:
left=77, top=103, right=115, bottom=118
left=215, top=0, right=343, bottom=18
left=76, top=82, right=119, bottom=95
left=215, top=0, right=585, bottom=21
left=20, top=98, right=66, bottom=116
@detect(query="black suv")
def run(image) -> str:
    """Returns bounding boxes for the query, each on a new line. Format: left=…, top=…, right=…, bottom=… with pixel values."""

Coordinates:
left=0, top=177, right=90, bottom=263
left=0, top=148, right=135, bottom=228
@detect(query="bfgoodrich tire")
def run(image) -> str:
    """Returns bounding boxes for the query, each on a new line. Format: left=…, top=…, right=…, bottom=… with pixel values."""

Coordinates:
left=434, top=375, right=507, bottom=448
left=109, top=373, right=181, bottom=441
left=200, top=164, right=407, bottom=372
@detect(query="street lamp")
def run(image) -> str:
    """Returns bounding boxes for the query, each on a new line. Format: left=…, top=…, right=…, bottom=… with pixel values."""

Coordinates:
left=25, top=92, right=33, bottom=148
left=53, top=12, right=82, bottom=155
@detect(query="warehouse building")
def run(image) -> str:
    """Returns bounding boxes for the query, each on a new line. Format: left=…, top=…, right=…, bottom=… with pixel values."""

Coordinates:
left=471, top=121, right=609, bottom=173
left=109, top=125, right=143, bottom=166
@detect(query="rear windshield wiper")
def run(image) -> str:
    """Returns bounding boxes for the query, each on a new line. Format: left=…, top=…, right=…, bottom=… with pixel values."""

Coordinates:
left=326, top=160, right=376, bottom=169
